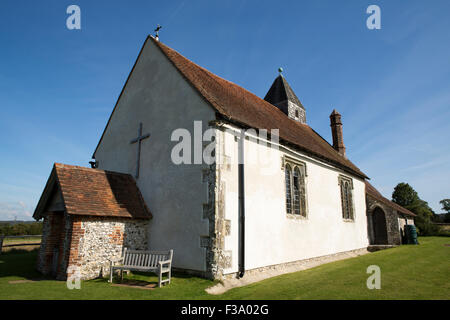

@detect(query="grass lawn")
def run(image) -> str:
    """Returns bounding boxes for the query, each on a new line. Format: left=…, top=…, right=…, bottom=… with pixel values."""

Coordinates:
left=0, top=237, right=449, bottom=300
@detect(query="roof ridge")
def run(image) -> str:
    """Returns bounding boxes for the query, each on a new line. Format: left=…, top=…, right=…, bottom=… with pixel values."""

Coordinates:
left=149, top=35, right=309, bottom=127
left=150, top=37, right=286, bottom=112
left=54, top=163, right=133, bottom=177
left=150, top=37, right=304, bottom=118
left=149, top=36, right=241, bottom=88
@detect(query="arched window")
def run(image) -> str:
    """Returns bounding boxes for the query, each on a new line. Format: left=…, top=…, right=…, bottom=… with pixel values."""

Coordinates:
left=339, top=176, right=354, bottom=220
left=284, top=160, right=307, bottom=217
left=344, top=181, right=350, bottom=218
left=285, top=164, right=292, bottom=214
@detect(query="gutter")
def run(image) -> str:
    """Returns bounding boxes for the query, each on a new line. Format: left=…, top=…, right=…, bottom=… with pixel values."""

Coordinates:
left=238, top=132, right=245, bottom=278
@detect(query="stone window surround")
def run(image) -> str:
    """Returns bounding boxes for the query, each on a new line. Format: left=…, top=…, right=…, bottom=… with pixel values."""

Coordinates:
left=282, top=155, right=308, bottom=219
left=338, top=174, right=355, bottom=222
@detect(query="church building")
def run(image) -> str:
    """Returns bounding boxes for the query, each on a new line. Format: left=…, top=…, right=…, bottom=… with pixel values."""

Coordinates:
left=33, top=36, right=415, bottom=280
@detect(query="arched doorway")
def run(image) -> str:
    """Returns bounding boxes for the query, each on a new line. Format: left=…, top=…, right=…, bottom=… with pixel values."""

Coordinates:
left=372, top=207, right=388, bottom=244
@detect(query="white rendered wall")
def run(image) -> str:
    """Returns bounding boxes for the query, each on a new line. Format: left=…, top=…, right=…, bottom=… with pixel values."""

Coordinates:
left=94, top=38, right=216, bottom=272
left=218, top=126, right=369, bottom=274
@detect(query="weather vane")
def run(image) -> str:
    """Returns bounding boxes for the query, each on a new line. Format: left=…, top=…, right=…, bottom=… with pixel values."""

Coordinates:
left=154, top=24, right=162, bottom=41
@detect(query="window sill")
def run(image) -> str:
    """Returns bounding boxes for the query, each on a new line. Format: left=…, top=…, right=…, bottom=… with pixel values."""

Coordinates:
left=286, top=214, right=308, bottom=220
left=343, top=218, right=355, bottom=223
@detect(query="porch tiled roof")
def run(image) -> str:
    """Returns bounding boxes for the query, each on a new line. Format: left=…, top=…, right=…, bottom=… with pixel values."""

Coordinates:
left=33, top=163, right=152, bottom=220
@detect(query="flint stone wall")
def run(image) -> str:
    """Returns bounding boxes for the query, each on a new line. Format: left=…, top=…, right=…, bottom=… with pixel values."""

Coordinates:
left=75, top=217, right=149, bottom=280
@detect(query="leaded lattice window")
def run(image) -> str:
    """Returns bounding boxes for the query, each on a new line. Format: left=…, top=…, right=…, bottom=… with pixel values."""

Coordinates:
left=339, top=175, right=354, bottom=220
left=293, top=167, right=301, bottom=215
left=284, top=160, right=307, bottom=217
left=285, top=164, right=292, bottom=214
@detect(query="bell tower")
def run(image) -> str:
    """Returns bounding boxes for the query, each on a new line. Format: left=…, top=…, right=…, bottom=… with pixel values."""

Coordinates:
left=264, top=68, right=306, bottom=124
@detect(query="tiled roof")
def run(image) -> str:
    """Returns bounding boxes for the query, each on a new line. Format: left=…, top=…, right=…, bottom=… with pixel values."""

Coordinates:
left=365, top=181, right=416, bottom=217
left=151, top=36, right=368, bottom=179
left=33, top=163, right=152, bottom=220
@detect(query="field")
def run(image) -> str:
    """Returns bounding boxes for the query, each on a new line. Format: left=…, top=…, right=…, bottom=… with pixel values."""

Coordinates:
left=0, top=237, right=41, bottom=253
left=0, top=237, right=449, bottom=300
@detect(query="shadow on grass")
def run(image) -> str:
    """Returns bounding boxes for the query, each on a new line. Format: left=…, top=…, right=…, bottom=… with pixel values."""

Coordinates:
left=2, top=250, right=215, bottom=298
left=2, top=248, right=39, bottom=255
left=0, top=249, right=51, bottom=281
left=106, top=270, right=199, bottom=287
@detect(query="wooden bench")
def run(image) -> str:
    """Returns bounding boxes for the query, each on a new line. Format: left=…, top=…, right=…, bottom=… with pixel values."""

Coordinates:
left=109, top=248, right=173, bottom=287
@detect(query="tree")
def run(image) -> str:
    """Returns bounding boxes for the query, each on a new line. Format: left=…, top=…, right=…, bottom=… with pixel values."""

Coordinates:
left=0, top=221, right=43, bottom=236
left=440, top=199, right=450, bottom=223
left=392, top=183, right=438, bottom=236
left=392, top=183, right=420, bottom=207
left=440, top=199, right=450, bottom=213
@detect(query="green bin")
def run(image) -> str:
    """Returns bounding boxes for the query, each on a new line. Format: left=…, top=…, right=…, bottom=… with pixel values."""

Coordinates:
left=405, top=225, right=418, bottom=245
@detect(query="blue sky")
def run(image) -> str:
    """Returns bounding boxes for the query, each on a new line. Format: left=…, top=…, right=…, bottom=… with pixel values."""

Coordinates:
left=0, top=0, right=449, bottom=220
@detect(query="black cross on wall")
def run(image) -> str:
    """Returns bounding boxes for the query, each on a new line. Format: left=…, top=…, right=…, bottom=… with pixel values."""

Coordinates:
left=130, top=122, right=150, bottom=178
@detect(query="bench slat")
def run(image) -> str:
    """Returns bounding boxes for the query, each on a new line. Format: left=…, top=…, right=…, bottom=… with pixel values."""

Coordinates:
left=136, top=254, right=140, bottom=266
left=150, top=254, right=155, bottom=267
left=117, top=266, right=158, bottom=271
left=143, top=253, right=148, bottom=267
left=126, top=250, right=171, bottom=255
left=135, top=253, right=140, bottom=266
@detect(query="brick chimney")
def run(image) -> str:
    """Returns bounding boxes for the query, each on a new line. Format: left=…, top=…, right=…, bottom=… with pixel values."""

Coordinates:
left=330, top=109, right=346, bottom=157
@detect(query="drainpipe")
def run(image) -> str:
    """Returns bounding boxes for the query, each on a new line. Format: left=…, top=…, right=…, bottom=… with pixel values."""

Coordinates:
left=238, top=131, right=245, bottom=278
